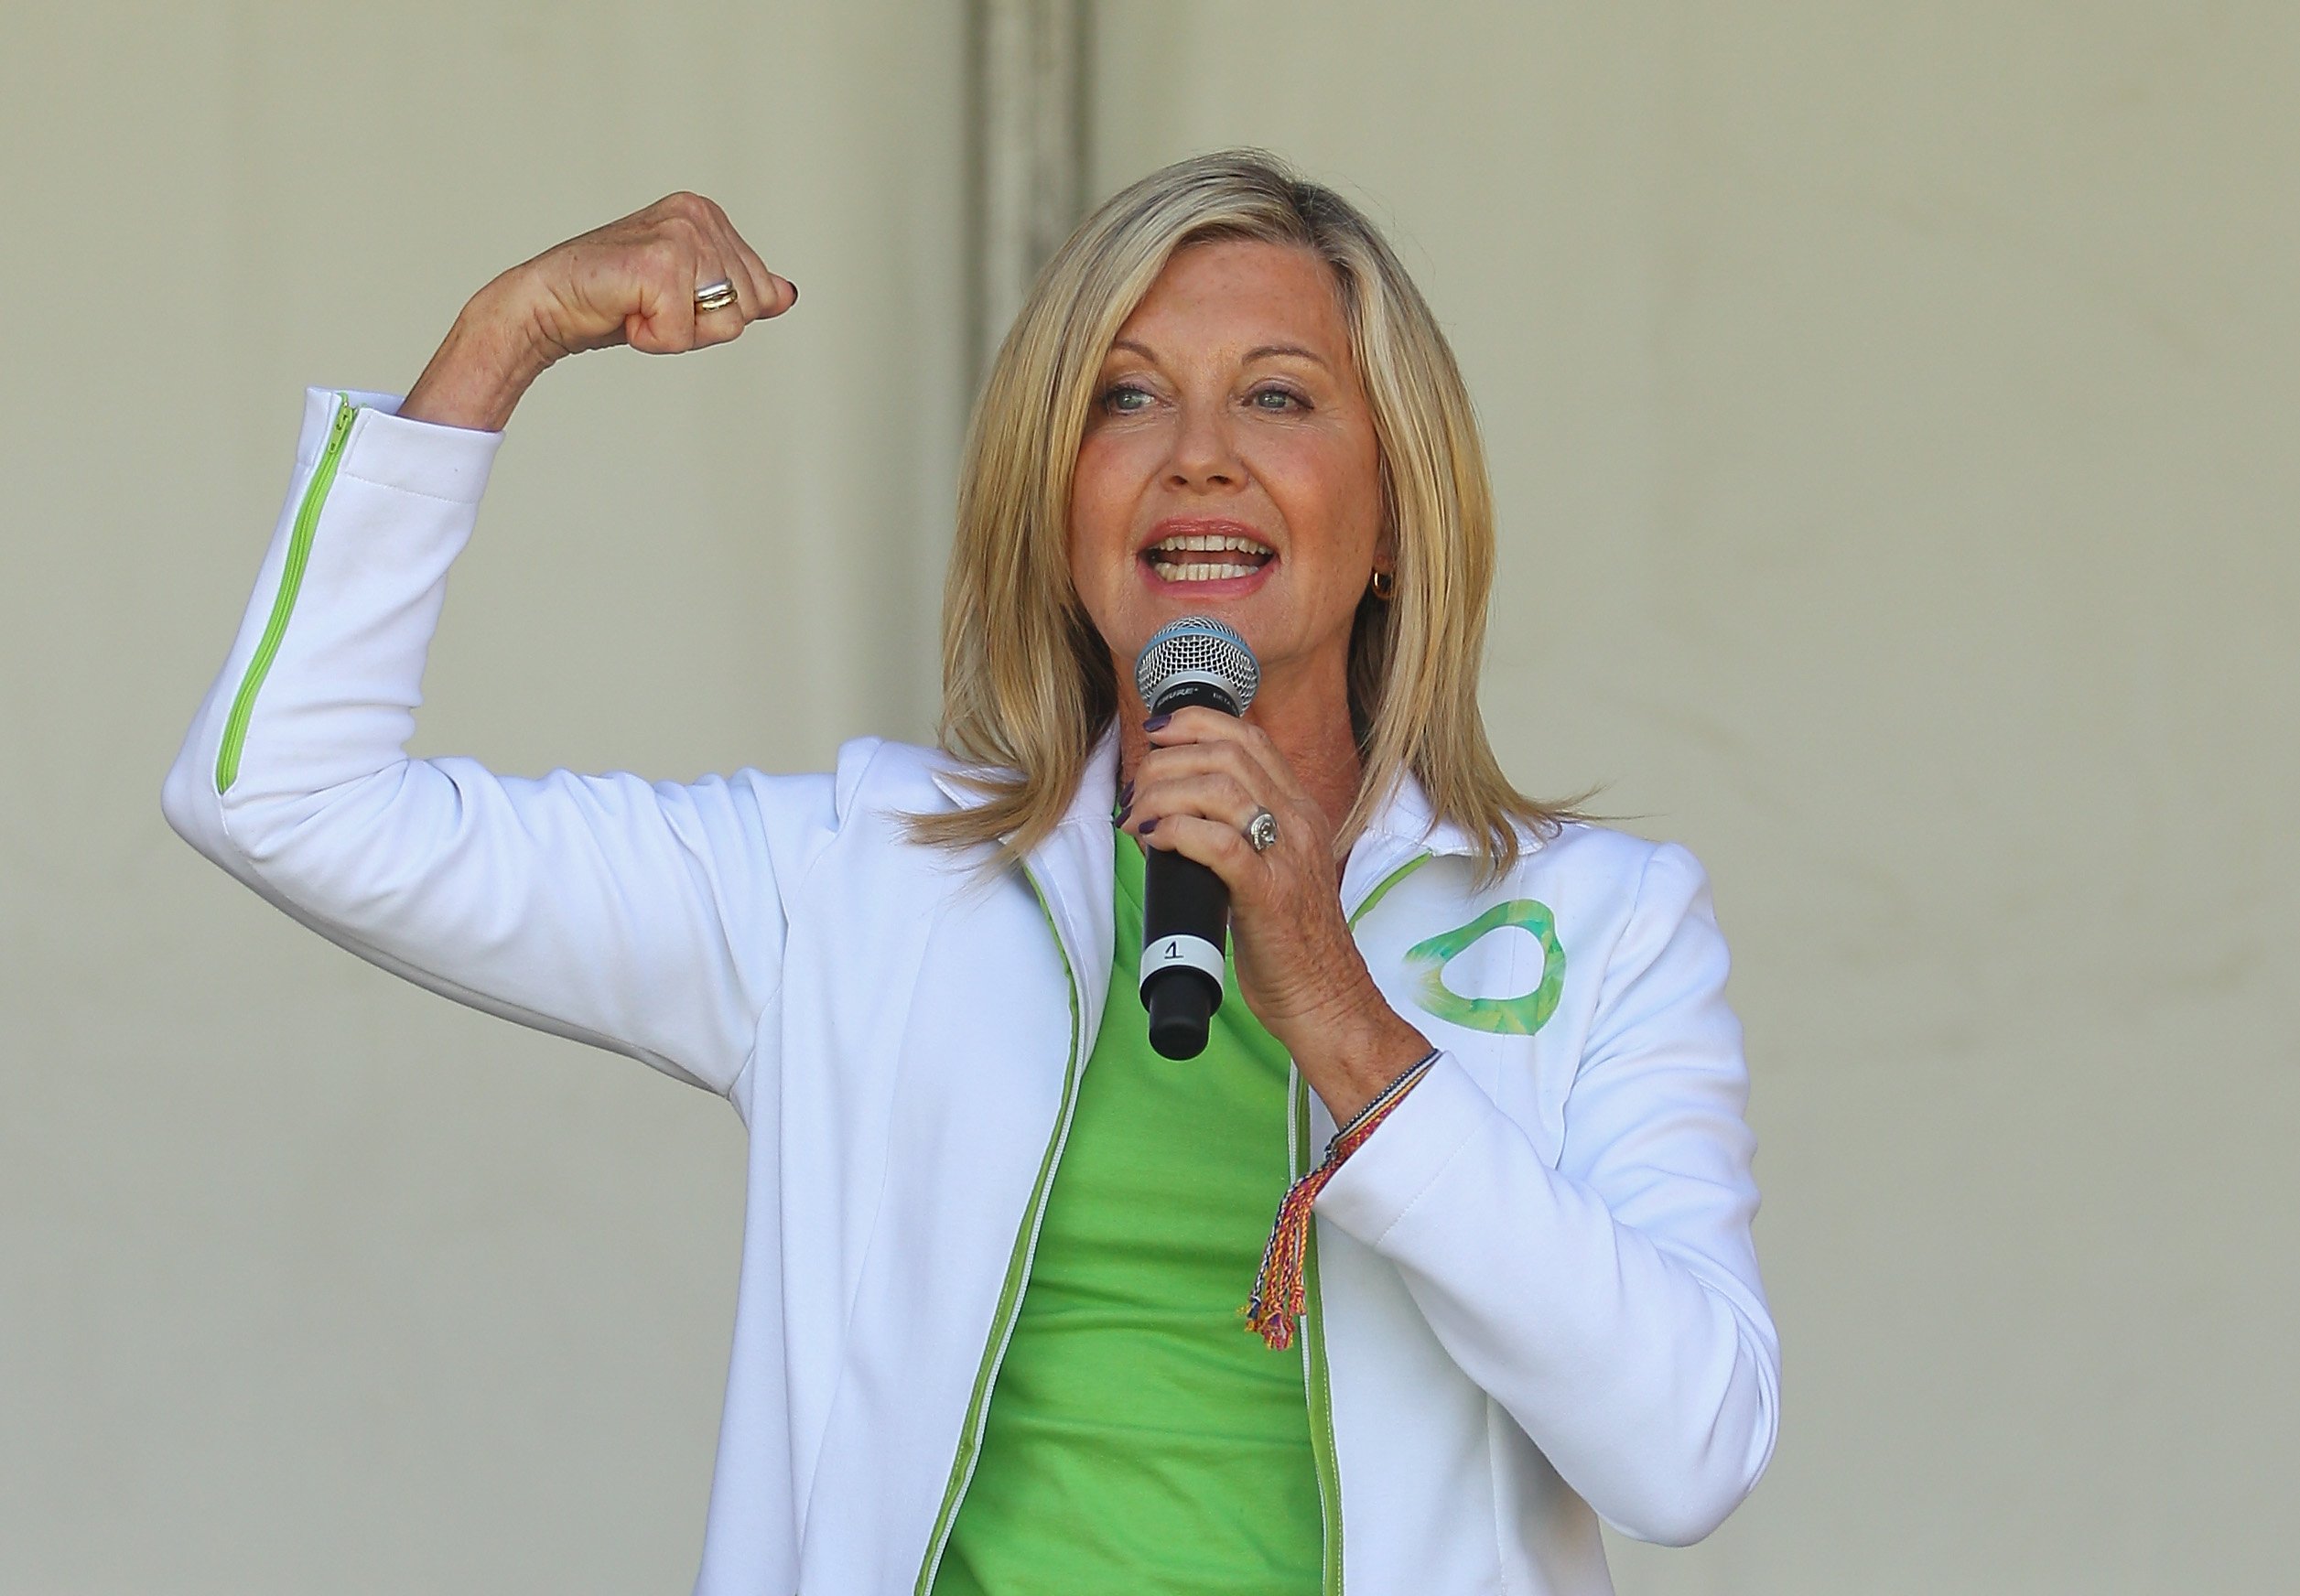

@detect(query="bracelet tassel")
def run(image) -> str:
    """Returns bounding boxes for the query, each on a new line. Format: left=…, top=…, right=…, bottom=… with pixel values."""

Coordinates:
left=1242, top=1050, right=1437, bottom=1352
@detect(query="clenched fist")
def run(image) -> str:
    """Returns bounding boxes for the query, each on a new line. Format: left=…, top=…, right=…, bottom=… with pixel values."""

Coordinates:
left=401, top=191, right=796, bottom=432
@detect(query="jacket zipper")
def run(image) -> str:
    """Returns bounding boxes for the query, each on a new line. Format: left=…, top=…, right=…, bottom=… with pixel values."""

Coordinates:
left=1295, top=846, right=1437, bottom=1596
left=912, top=862, right=1086, bottom=1595
left=214, top=393, right=359, bottom=794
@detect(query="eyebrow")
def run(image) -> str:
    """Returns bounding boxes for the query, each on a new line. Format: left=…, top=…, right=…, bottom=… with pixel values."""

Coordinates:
left=1108, top=338, right=1333, bottom=370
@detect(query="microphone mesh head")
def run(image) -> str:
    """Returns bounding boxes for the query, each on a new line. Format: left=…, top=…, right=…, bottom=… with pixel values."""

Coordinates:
left=1134, top=615, right=1260, bottom=714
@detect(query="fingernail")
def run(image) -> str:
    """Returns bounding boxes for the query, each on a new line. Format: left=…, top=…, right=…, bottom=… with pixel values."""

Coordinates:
left=1139, top=817, right=1159, bottom=835
left=1115, top=803, right=1131, bottom=826
left=1119, top=780, right=1134, bottom=804
left=1143, top=713, right=1172, bottom=732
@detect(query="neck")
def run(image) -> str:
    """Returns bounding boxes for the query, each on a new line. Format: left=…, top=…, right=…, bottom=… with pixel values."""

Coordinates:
left=1116, top=658, right=1364, bottom=851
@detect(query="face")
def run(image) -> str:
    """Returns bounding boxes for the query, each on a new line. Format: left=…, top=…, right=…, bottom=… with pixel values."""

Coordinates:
left=1068, top=239, right=1388, bottom=707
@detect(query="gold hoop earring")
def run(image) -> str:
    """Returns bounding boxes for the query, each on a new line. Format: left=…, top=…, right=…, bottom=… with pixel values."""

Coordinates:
left=1369, top=567, right=1396, bottom=602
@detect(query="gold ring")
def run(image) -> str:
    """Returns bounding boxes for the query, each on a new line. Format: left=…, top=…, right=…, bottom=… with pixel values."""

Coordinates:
left=694, top=279, right=739, bottom=314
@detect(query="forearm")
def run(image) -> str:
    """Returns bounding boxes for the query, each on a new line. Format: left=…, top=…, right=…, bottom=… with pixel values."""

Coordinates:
left=164, top=388, right=498, bottom=857
left=1314, top=1054, right=1778, bottom=1544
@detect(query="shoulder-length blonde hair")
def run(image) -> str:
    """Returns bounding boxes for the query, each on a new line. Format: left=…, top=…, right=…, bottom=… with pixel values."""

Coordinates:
left=905, top=148, right=1582, bottom=885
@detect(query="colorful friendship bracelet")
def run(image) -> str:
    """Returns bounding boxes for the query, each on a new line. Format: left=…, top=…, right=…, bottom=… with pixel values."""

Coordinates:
left=1242, top=1046, right=1442, bottom=1351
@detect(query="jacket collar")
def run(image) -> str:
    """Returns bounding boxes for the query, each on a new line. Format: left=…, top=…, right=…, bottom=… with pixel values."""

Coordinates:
left=928, top=729, right=1123, bottom=1060
left=922, top=720, right=1124, bottom=843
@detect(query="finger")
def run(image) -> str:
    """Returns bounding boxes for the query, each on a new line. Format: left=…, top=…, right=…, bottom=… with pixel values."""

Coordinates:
left=1126, top=769, right=1266, bottom=838
left=692, top=262, right=748, bottom=340
left=686, top=237, right=748, bottom=344
left=1144, top=707, right=1306, bottom=802
left=686, top=196, right=787, bottom=324
left=735, top=255, right=780, bottom=323
left=627, top=235, right=700, bottom=354
left=727, top=232, right=792, bottom=319
left=1139, top=720, right=1306, bottom=815
left=1129, top=754, right=1277, bottom=833
left=1135, top=811, right=1263, bottom=895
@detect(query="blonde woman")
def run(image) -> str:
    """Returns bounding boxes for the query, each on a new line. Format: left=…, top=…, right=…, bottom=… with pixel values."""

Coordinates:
left=165, top=151, right=1777, bottom=1595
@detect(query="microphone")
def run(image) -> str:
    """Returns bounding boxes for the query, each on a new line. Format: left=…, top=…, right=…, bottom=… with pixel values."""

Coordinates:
left=1131, top=616, right=1261, bottom=1059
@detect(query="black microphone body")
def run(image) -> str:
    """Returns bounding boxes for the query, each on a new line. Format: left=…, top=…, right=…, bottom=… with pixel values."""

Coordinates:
left=1139, top=677, right=1239, bottom=1059
left=1132, top=617, right=1262, bottom=1059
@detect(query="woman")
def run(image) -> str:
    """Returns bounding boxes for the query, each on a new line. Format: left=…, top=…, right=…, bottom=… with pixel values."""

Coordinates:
left=165, top=151, right=1777, bottom=1595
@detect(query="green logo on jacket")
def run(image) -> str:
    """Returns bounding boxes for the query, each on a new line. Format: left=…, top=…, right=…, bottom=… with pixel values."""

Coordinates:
left=1404, top=900, right=1565, bottom=1036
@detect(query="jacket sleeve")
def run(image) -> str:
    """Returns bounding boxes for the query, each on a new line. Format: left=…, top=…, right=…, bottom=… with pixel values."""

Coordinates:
left=161, top=386, right=834, bottom=1098
left=1312, top=841, right=1779, bottom=1546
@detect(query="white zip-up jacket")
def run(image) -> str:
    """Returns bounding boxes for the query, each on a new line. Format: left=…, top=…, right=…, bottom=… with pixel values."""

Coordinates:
left=164, top=388, right=1780, bottom=1596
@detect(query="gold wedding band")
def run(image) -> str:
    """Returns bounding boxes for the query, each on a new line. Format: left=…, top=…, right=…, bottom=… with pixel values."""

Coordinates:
left=694, top=278, right=739, bottom=314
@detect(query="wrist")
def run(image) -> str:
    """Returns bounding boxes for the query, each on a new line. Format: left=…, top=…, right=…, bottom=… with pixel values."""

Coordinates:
left=399, top=277, right=556, bottom=432
left=1303, top=990, right=1431, bottom=1126
left=472, top=266, right=576, bottom=378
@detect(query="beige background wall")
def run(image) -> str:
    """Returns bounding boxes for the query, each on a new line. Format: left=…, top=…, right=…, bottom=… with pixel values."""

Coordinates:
left=4, top=3, right=2293, bottom=1592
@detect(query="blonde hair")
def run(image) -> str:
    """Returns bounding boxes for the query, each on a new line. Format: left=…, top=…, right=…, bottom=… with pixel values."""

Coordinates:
left=905, top=148, right=1586, bottom=885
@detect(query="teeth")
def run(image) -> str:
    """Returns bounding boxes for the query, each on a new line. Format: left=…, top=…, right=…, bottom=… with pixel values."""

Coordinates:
left=1150, top=560, right=1260, bottom=582
left=1147, top=533, right=1272, bottom=555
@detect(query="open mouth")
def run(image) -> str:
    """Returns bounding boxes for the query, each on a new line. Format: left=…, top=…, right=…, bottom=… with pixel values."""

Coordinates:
left=1140, top=532, right=1277, bottom=584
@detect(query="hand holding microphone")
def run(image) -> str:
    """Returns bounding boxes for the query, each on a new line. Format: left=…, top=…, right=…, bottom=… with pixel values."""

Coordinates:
left=1131, top=617, right=1264, bottom=1057
left=1125, top=617, right=1418, bottom=1086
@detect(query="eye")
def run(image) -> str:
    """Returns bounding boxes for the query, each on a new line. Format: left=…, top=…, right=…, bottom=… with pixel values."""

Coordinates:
left=1098, top=382, right=1156, bottom=415
left=1248, top=384, right=1310, bottom=412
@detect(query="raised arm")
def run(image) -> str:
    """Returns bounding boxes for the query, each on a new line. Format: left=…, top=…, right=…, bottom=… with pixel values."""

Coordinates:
left=398, top=189, right=795, bottom=431
left=163, top=196, right=820, bottom=1097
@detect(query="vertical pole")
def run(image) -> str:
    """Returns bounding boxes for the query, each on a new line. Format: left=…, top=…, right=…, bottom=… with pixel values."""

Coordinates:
left=968, top=0, right=1090, bottom=392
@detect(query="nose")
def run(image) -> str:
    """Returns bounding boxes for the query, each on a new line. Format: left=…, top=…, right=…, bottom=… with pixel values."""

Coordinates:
left=1163, top=397, right=1243, bottom=490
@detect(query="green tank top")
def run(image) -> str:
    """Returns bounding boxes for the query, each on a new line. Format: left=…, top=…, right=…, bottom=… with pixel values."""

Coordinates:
left=929, top=831, right=1323, bottom=1594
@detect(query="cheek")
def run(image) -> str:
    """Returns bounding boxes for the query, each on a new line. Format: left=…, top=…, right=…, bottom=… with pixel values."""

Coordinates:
left=1067, top=438, right=1135, bottom=590
left=1072, top=436, right=1133, bottom=524
left=1261, top=437, right=1381, bottom=554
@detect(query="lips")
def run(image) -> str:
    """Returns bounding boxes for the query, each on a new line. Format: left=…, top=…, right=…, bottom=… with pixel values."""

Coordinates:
left=1139, top=518, right=1277, bottom=585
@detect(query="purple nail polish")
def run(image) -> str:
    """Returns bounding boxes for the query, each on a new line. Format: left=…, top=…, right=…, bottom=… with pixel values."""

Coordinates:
left=1139, top=817, right=1159, bottom=835
left=1144, top=712, right=1172, bottom=732
left=1115, top=803, right=1131, bottom=826
left=1119, top=780, right=1134, bottom=804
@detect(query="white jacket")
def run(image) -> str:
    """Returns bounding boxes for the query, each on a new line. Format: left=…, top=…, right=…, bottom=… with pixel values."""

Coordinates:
left=164, top=387, right=1779, bottom=1596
